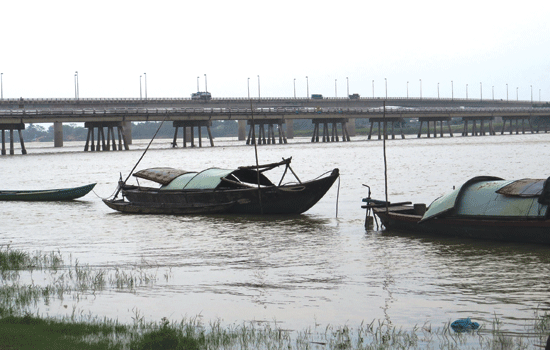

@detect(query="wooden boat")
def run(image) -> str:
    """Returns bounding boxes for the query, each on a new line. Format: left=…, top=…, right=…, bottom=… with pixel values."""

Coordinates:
left=103, top=157, right=339, bottom=215
left=0, top=183, right=96, bottom=201
left=367, top=176, right=550, bottom=245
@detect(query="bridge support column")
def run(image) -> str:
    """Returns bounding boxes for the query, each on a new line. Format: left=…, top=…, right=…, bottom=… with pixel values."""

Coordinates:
left=501, top=116, right=533, bottom=134
left=246, top=119, right=287, bottom=145
left=286, top=119, right=294, bottom=139
left=462, top=116, right=495, bottom=136
left=368, top=117, right=405, bottom=140
left=172, top=120, right=214, bottom=148
left=417, top=117, right=453, bottom=138
left=84, top=122, right=129, bottom=151
left=123, top=121, right=132, bottom=145
left=311, top=118, right=350, bottom=142
left=54, top=122, right=63, bottom=147
left=347, top=118, right=356, bottom=136
left=238, top=120, right=247, bottom=141
left=0, top=123, right=27, bottom=155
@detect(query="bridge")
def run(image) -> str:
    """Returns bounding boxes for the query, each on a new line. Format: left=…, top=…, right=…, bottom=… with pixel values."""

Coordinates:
left=0, top=97, right=549, bottom=154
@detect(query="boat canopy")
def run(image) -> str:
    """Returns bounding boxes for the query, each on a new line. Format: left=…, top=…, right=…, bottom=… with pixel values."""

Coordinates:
left=133, top=158, right=296, bottom=191
left=420, top=176, right=549, bottom=223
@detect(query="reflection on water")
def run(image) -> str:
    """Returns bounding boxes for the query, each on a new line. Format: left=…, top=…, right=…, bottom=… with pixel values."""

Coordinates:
left=2, top=135, right=550, bottom=333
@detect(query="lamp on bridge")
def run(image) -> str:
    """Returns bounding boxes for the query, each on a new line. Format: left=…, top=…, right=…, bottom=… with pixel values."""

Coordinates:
left=419, top=79, right=422, bottom=99
left=293, top=78, right=296, bottom=98
left=1, top=72, right=3, bottom=100
left=144, top=73, right=147, bottom=100
left=306, top=76, right=309, bottom=99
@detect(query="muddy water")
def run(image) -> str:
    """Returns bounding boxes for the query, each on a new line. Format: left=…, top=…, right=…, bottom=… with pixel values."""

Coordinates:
left=1, top=133, right=549, bottom=332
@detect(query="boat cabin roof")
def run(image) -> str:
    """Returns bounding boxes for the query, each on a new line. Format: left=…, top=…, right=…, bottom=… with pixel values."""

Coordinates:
left=420, top=176, right=549, bottom=222
left=133, top=167, right=274, bottom=190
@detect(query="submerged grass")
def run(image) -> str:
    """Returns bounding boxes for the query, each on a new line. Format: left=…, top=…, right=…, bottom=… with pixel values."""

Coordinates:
left=1, top=246, right=549, bottom=349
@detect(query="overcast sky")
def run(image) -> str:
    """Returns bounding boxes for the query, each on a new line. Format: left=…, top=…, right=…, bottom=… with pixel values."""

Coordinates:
left=1, top=0, right=549, bottom=101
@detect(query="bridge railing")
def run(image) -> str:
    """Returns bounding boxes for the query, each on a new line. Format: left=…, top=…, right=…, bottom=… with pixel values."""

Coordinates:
left=1, top=106, right=550, bottom=118
left=0, top=96, right=540, bottom=104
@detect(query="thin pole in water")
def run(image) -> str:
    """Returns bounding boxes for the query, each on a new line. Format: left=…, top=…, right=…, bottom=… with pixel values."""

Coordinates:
left=113, top=117, right=166, bottom=199
left=249, top=98, right=263, bottom=214
left=383, top=100, right=389, bottom=213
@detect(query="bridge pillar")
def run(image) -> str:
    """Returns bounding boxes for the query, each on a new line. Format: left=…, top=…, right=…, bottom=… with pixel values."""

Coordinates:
left=123, top=121, right=132, bottom=145
left=311, top=118, right=351, bottom=142
left=238, top=120, right=247, bottom=141
left=84, top=122, right=129, bottom=151
left=54, top=122, right=63, bottom=147
left=172, top=120, right=214, bottom=147
left=347, top=118, right=356, bottom=136
left=0, top=123, right=27, bottom=155
left=367, top=117, right=405, bottom=140
left=286, top=119, right=294, bottom=139
left=246, top=119, right=287, bottom=145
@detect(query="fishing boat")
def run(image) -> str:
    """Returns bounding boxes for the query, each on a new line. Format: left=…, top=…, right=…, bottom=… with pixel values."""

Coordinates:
left=366, top=176, right=550, bottom=244
left=103, top=157, right=339, bottom=215
left=0, top=183, right=96, bottom=201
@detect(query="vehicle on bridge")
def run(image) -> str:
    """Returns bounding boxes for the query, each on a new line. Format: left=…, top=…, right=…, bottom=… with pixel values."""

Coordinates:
left=191, top=91, right=212, bottom=100
left=311, top=94, right=323, bottom=99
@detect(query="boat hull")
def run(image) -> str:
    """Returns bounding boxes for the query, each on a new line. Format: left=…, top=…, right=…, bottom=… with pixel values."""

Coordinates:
left=0, top=183, right=96, bottom=201
left=373, top=205, right=550, bottom=245
left=115, top=170, right=339, bottom=215
left=103, top=199, right=234, bottom=215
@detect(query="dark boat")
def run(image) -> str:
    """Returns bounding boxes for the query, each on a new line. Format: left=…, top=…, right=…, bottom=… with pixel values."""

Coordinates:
left=103, top=157, right=339, bottom=215
left=0, top=183, right=96, bottom=201
left=366, top=176, right=550, bottom=245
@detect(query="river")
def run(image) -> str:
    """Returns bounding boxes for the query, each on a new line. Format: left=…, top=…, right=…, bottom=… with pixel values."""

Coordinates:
left=1, top=133, right=549, bottom=334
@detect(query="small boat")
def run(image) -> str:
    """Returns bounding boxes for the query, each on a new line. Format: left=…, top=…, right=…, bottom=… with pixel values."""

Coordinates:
left=366, top=176, right=550, bottom=245
left=0, top=183, right=96, bottom=201
left=103, top=157, right=339, bottom=215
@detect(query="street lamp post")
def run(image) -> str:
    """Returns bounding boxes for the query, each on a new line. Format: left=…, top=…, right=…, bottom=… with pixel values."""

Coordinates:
left=419, top=79, right=422, bottom=99
left=531, top=85, right=533, bottom=102
left=385, top=78, right=387, bottom=99
left=492, top=86, right=494, bottom=100
left=144, top=73, right=147, bottom=100
left=466, top=84, right=468, bottom=99
left=204, top=74, right=207, bottom=92
left=506, top=83, right=508, bottom=101
left=257, top=75, right=260, bottom=100
left=335, top=79, right=337, bottom=97
left=346, top=77, right=349, bottom=97
left=196, top=76, right=200, bottom=92
left=480, top=82, right=482, bottom=101
left=451, top=80, right=454, bottom=100
left=293, top=78, right=296, bottom=98
left=306, top=76, right=309, bottom=98
left=247, top=77, right=250, bottom=99
left=516, top=87, right=519, bottom=101
left=140, top=75, right=142, bottom=99
left=437, top=82, right=440, bottom=99
left=74, top=71, right=79, bottom=100
left=407, top=81, right=409, bottom=98
left=372, top=80, right=374, bottom=98
left=1, top=73, right=3, bottom=100
left=540, top=89, right=542, bottom=102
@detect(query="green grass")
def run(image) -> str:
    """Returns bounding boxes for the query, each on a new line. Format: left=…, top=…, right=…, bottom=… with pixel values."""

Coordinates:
left=1, top=247, right=549, bottom=350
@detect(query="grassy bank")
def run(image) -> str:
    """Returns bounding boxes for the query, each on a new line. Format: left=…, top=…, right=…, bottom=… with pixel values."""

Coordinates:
left=1, top=246, right=549, bottom=349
